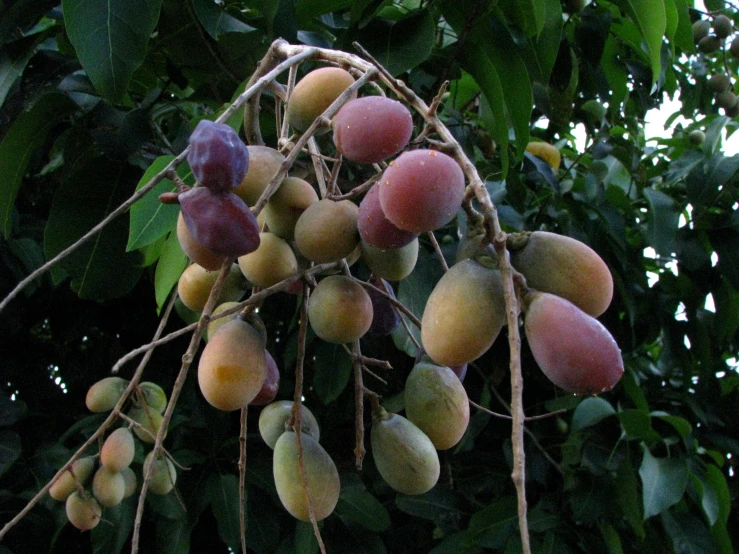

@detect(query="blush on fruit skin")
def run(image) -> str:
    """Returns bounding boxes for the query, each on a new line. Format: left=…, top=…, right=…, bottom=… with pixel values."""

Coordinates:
left=179, top=187, right=260, bottom=258
left=524, top=292, right=624, bottom=395
left=333, top=96, right=413, bottom=164
left=358, top=183, right=418, bottom=250
left=378, top=149, right=465, bottom=233
left=187, top=120, right=249, bottom=192
left=249, top=350, right=280, bottom=406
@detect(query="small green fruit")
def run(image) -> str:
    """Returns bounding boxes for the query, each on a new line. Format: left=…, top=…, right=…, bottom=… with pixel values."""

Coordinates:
left=693, top=20, right=711, bottom=43
left=708, top=74, right=731, bottom=93
left=145, top=451, right=177, bottom=495
left=65, top=492, right=102, bottom=531
left=86, top=376, right=128, bottom=413
left=688, top=130, right=706, bottom=145
left=713, top=14, right=732, bottom=39
left=259, top=400, right=320, bottom=449
left=49, top=457, right=96, bottom=501
left=698, top=35, right=722, bottom=54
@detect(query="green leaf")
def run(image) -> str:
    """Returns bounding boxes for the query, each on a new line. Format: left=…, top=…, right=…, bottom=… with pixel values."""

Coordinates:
left=615, top=460, right=644, bottom=539
left=294, top=521, right=319, bottom=554
left=518, top=0, right=563, bottom=84
left=62, top=0, right=164, bottom=102
left=570, top=397, right=616, bottom=433
left=91, top=499, right=136, bottom=554
left=429, top=531, right=476, bottom=554
left=0, top=430, right=21, bottom=478
left=693, top=464, right=731, bottom=527
left=670, top=0, right=694, bottom=52
left=155, top=231, right=187, bottom=313
left=467, top=496, right=517, bottom=548
left=127, top=156, right=181, bottom=251
left=599, top=522, right=624, bottom=554
left=623, top=0, right=666, bottom=88
left=296, top=0, right=353, bottom=26
left=396, top=488, right=464, bottom=523
left=0, top=92, right=77, bottom=238
left=618, top=410, right=661, bottom=441
left=652, top=413, right=692, bottom=437
left=192, top=0, right=256, bottom=39
left=391, top=248, right=444, bottom=356
left=498, top=0, right=546, bottom=36
left=312, top=341, right=352, bottom=405
left=44, top=158, right=144, bottom=301
left=643, top=188, right=679, bottom=256
left=156, top=516, right=190, bottom=554
left=207, top=473, right=242, bottom=550
left=8, top=238, right=45, bottom=276
left=357, top=10, right=435, bottom=76
left=0, top=395, right=26, bottom=427
left=661, top=510, right=721, bottom=554
left=639, top=446, right=689, bottom=519
left=335, top=474, right=391, bottom=532
left=0, top=34, right=47, bottom=107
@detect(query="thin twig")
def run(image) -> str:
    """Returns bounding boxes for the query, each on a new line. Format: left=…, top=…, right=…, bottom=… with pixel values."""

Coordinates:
left=427, top=231, right=450, bottom=272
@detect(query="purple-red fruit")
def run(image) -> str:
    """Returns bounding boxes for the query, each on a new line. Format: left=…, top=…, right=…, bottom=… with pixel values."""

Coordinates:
left=379, top=150, right=465, bottom=233
left=187, top=120, right=249, bottom=192
left=179, top=187, right=260, bottom=258
left=333, top=96, right=413, bottom=164
left=358, top=184, right=417, bottom=250
left=250, top=350, right=280, bottom=406
left=367, top=277, right=400, bottom=336
left=524, top=292, right=624, bottom=395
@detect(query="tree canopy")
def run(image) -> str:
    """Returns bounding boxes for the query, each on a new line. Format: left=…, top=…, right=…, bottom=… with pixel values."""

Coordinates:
left=0, top=1, right=737, bottom=553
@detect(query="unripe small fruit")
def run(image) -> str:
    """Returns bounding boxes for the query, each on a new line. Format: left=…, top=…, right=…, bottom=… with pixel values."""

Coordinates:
left=693, top=20, right=711, bottom=43
left=259, top=400, right=320, bottom=449
left=294, top=199, right=359, bottom=263
left=66, top=492, right=101, bottom=531
left=698, top=35, right=721, bottom=53
left=129, top=407, right=165, bottom=443
left=287, top=67, right=356, bottom=133
left=86, top=376, right=128, bottom=413
left=273, top=431, right=340, bottom=522
left=101, top=427, right=135, bottom=472
left=524, top=292, right=624, bottom=394
left=263, top=176, right=318, bottom=240
left=177, top=263, right=244, bottom=313
left=360, top=238, right=419, bottom=281
left=731, top=37, right=739, bottom=57
left=708, top=74, right=731, bottom=93
left=121, top=467, right=137, bottom=498
left=233, top=145, right=285, bottom=205
left=206, top=301, right=240, bottom=341
left=713, top=14, right=732, bottom=39
left=307, top=276, right=373, bottom=344
left=404, top=363, right=470, bottom=450
left=145, top=451, right=177, bottom=495
left=139, top=382, right=167, bottom=413
left=49, top=457, right=96, bottom=501
left=688, top=130, right=706, bottom=145
left=238, top=232, right=298, bottom=288
left=371, top=409, right=439, bottom=495
left=716, top=89, right=738, bottom=110
left=92, top=466, right=125, bottom=507
left=525, top=141, right=561, bottom=169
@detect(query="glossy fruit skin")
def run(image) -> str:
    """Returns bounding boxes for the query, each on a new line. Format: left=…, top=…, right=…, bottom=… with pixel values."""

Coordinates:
left=177, top=212, right=227, bottom=271
left=263, top=176, right=318, bottom=240
left=101, top=427, right=135, bottom=472
left=187, top=120, right=249, bottom=192
left=414, top=349, right=467, bottom=382
left=371, top=410, right=440, bottom=495
left=421, top=259, right=506, bottom=367
left=357, top=183, right=417, bottom=250
left=233, top=145, right=285, bottom=205
left=250, top=350, right=280, bottom=406
left=177, top=262, right=243, bottom=313
left=145, top=451, right=177, bottom=495
left=367, top=277, right=401, bottom=336
left=525, top=292, right=624, bottom=394
left=179, top=187, right=260, bottom=258
left=294, top=199, right=359, bottom=263
left=404, top=362, right=470, bottom=450
left=121, top=467, right=137, bottom=498
left=307, top=276, right=373, bottom=343
left=509, top=231, right=613, bottom=317
left=378, top=149, right=465, bottom=233
left=65, top=492, right=102, bottom=531
left=238, top=232, right=298, bottom=288
left=92, top=466, right=125, bottom=507
left=333, top=96, right=413, bottom=163
left=287, top=67, right=356, bottom=133
left=206, top=301, right=240, bottom=341
left=49, top=457, right=96, bottom=501
left=525, top=141, right=561, bottom=169
left=360, top=237, right=418, bottom=281
left=259, top=400, right=320, bottom=449
left=86, top=376, right=128, bottom=413
left=273, top=431, right=340, bottom=522
left=197, top=319, right=267, bottom=411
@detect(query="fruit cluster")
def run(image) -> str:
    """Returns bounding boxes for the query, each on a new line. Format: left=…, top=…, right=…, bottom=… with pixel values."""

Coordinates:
left=50, top=377, right=175, bottom=531
left=693, top=14, right=739, bottom=116
left=146, top=63, right=625, bottom=525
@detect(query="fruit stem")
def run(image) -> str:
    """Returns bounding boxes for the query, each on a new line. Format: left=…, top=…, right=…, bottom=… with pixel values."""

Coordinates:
left=352, top=341, right=366, bottom=470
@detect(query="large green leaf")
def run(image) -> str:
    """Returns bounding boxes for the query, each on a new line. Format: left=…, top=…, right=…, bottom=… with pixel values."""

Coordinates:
left=0, top=430, right=21, bottom=478
left=44, top=158, right=144, bottom=301
left=335, top=473, right=391, bottom=533
left=91, top=500, right=136, bottom=554
left=357, top=10, right=435, bottom=76
left=192, top=0, right=256, bottom=39
left=207, top=473, right=242, bottom=550
left=467, top=496, right=518, bottom=548
left=312, top=341, right=353, bottom=405
left=0, top=92, right=77, bottom=238
left=517, top=0, right=563, bottom=84
left=126, top=155, right=181, bottom=251
left=661, top=511, right=721, bottom=554
left=62, top=0, right=163, bottom=102
left=622, top=0, right=666, bottom=87
left=643, top=188, right=679, bottom=256
left=154, top=231, right=188, bottom=313
left=296, top=0, right=353, bottom=26
left=156, top=516, right=191, bottom=554
left=639, top=446, right=689, bottom=519
left=570, top=397, right=616, bottom=433
left=498, top=0, right=546, bottom=36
